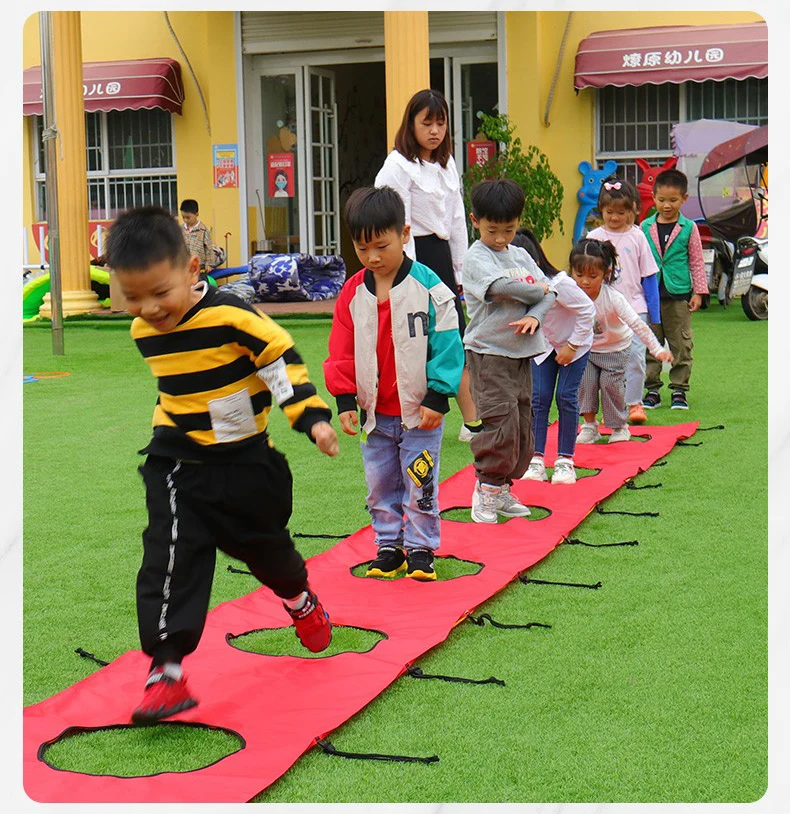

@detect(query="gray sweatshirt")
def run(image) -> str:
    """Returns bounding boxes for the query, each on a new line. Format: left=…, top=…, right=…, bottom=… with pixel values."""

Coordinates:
left=462, top=240, right=556, bottom=359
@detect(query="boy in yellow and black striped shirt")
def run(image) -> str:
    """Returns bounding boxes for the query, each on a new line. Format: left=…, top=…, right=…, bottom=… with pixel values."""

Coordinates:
left=107, top=206, right=339, bottom=725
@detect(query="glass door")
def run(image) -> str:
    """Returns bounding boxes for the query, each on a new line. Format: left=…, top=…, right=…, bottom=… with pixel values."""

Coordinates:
left=451, top=57, right=499, bottom=173
left=304, top=67, right=340, bottom=256
left=259, top=70, right=306, bottom=254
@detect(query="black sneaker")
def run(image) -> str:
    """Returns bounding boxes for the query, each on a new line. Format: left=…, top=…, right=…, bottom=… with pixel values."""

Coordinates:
left=366, top=546, right=407, bottom=578
left=406, top=548, right=437, bottom=581
left=670, top=390, right=689, bottom=410
left=642, top=390, right=661, bottom=409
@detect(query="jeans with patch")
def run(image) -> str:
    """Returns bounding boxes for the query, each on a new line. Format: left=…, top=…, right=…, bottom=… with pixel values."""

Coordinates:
left=360, top=413, right=444, bottom=553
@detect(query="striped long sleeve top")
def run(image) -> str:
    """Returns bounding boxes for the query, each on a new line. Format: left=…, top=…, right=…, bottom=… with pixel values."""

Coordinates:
left=132, top=285, right=332, bottom=462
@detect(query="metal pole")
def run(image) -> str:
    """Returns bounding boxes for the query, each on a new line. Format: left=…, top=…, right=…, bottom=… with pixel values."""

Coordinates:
left=40, top=11, right=64, bottom=355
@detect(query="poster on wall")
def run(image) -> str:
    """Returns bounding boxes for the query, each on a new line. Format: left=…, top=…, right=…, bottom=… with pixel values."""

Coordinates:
left=213, top=143, right=239, bottom=188
left=268, top=152, right=295, bottom=198
left=467, top=140, right=497, bottom=169
left=32, top=221, right=113, bottom=262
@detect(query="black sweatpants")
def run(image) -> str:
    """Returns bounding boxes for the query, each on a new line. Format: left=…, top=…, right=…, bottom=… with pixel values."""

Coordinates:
left=137, top=449, right=308, bottom=666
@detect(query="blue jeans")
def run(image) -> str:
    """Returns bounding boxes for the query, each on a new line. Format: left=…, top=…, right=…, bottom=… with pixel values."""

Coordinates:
left=360, top=414, right=444, bottom=552
left=531, top=350, right=590, bottom=459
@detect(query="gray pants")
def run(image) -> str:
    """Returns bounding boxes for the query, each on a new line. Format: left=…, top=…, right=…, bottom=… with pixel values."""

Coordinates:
left=578, top=349, right=630, bottom=430
left=625, top=312, right=649, bottom=406
left=466, top=350, right=533, bottom=485
left=645, top=299, right=693, bottom=392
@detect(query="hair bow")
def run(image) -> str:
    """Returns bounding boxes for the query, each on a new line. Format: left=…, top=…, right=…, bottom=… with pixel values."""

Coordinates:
left=603, top=181, right=622, bottom=191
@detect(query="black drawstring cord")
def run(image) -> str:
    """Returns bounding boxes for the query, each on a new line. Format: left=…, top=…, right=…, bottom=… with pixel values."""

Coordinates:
left=562, top=536, right=639, bottom=548
left=677, top=440, right=703, bottom=447
left=294, top=533, right=350, bottom=540
left=466, top=612, right=551, bottom=630
left=595, top=506, right=659, bottom=517
left=519, top=574, right=602, bottom=590
left=407, top=664, right=505, bottom=687
left=75, top=648, right=109, bottom=667
left=625, top=480, right=662, bottom=490
left=315, top=737, right=439, bottom=764
left=697, top=425, right=725, bottom=431
left=227, top=565, right=253, bottom=575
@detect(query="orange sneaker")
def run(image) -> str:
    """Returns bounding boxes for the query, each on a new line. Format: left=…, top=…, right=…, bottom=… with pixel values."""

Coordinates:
left=628, top=404, right=647, bottom=425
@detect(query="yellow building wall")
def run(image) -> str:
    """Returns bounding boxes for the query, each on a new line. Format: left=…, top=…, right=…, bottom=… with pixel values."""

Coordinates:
left=22, top=11, right=242, bottom=267
left=505, top=10, right=766, bottom=265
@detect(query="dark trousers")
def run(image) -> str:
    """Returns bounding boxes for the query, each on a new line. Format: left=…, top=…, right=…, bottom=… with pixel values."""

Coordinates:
left=137, top=449, right=308, bottom=666
left=467, top=351, right=534, bottom=484
left=414, top=234, right=466, bottom=338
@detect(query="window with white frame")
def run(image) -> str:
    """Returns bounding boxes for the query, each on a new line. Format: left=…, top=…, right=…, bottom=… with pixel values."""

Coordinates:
left=595, top=77, right=768, bottom=185
left=33, top=108, right=178, bottom=221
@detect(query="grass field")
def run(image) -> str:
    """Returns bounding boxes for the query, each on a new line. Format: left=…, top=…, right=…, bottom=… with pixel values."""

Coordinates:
left=23, top=303, right=767, bottom=803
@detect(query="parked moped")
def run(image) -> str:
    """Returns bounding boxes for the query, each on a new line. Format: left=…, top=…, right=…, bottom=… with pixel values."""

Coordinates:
left=697, top=125, right=768, bottom=320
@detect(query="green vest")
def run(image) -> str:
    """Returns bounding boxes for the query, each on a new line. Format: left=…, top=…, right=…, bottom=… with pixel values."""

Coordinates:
left=641, top=214, right=693, bottom=296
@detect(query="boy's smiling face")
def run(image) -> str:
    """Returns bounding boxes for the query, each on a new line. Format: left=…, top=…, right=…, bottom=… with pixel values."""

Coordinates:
left=652, top=184, right=688, bottom=223
left=352, top=225, right=410, bottom=279
left=115, top=256, right=201, bottom=333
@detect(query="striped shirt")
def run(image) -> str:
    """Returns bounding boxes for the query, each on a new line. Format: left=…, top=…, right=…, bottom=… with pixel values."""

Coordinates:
left=132, top=284, right=332, bottom=462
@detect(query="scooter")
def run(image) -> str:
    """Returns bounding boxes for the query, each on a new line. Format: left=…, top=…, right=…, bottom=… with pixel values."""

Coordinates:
left=697, top=125, right=768, bottom=320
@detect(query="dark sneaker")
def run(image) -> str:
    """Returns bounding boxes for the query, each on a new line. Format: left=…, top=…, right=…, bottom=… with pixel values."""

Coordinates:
left=642, top=390, right=661, bottom=409
left=366, top=545, right=407, bottom=578
left=131, top=668, right=198, bottom=725
left=670, top=390, right=689, bottom=410
left=406, top=548, right=437, bottom=581
left=285, top=590, right=332, bottom=652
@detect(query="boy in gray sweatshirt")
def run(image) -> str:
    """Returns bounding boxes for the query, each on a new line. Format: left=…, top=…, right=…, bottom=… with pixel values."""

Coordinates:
left=462, top=179, right=556, bottom=523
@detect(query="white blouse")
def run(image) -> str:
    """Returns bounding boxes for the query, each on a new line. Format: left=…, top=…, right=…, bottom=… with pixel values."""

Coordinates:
left=375, top=150, right=468, bottom=284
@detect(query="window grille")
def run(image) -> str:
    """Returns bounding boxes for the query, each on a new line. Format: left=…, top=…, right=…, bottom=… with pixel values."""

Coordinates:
left=33, top=108, right=177, bottom=221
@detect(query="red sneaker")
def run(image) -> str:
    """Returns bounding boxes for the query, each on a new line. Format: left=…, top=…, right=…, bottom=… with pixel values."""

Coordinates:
left=285, top=590, right=332, bottom=652
left=131, top=669, right=198, bottom=725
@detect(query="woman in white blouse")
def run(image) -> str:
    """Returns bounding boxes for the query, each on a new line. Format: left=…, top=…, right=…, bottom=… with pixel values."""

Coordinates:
left=375, top=89, right=479, bottom=441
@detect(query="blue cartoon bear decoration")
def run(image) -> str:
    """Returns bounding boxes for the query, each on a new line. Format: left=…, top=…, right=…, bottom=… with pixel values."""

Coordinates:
left=574, top=159, right=618, bottom=243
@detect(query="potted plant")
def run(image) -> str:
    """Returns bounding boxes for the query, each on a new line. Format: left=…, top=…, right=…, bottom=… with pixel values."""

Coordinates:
left=463, top=112, right=565, bottom=244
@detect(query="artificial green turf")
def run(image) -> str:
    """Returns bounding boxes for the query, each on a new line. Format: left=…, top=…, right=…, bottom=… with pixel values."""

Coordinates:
left=23, top=304, right=767, bottom=801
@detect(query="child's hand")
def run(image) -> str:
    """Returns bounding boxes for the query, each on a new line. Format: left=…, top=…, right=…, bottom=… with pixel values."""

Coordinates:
left=555, top=344, right=576, bottom=366
left=418, top=406, right=443, bottom=431
left=688, top=294, right=702, bottom=312
left=656, top=349, right=674, bottom=364
left=509, top=316, right=540, bottom=335
left=338, top=410, right=358, bottom=436
left=540, top=281, right=551, bottom=294
left=310, top=421, right=339, bottom=456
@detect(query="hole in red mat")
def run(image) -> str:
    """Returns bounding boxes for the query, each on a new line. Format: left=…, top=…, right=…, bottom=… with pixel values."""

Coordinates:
left=39, top=722, right=244, bottom=777
left=227, top=623, right=387, bottom=657
left=440, top=506, right=552, bottom=522
left=350, top=554, right=483, bottom=580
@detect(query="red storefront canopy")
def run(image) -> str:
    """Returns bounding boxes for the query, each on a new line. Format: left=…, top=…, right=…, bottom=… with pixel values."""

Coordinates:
left=23, top=57, right=184, bottom=116
left=574, top=22, right=767, bottom=90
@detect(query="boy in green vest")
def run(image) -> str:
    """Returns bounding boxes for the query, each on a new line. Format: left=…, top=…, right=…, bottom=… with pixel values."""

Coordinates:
left=640, top=169, right=709, bottom=410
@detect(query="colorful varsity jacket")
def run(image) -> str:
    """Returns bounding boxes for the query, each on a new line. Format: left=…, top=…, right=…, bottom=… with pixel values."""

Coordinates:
left=323, top=256, right=464, bottom=433
left=132, top=283, right=331, bottom=462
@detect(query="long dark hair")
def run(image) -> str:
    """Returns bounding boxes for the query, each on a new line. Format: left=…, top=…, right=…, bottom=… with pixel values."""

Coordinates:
left=569, top=238, right=618, bottom=284
left=510, top=226, right=561, bottom=277
left=393, top=89, right=453, bottom=168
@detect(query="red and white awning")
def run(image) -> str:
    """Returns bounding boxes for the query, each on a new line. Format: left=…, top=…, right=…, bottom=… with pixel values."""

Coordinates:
left=23, top=57, right=184, bottom=116
left=574, top=22, right=767, bottom=90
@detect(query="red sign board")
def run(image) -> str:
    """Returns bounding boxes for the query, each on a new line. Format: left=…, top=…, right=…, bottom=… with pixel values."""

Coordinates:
left=32, top=220, right=114, bottom=262
left=467, top=140, right=497, bottom=168
left=267, top=152, right=295, bottom=199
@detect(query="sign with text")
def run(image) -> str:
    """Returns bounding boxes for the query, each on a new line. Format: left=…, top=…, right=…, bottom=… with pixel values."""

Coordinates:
left=267, top=152, right=295, bottom=199
left=213, top=143, right=239, bottom=188
left=467, top=140, right=496, bottom=169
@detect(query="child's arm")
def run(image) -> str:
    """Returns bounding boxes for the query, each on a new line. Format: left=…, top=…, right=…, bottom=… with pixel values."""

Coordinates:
left=421, top=283, right=464, bottom=429
left=202, top=228, right=214, bottom=272
left=322, top=279, right=359, bottom=435
left=687, top=222, right=709, bottom=311
left=636, top=230, right=662, bottom=323
left=613, top=292, right=672, bottom=362
left=487, top=277, right=549, bottom=305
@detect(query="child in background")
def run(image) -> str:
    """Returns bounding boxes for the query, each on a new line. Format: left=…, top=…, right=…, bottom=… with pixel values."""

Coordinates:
left=514, top=228, right=596, bottom=486
left=324, top=186, right=464, bottom=581
left=641, top=168, right=709, bottom=410
left=571, top=239, right=673, bottom=445
left=462, top=180, right=556, bottom=523
left=586, top=177, right=660, bottom=425
left=106, top=207, right=338, bottom=724
left=179, top=199, right=215, bottom=277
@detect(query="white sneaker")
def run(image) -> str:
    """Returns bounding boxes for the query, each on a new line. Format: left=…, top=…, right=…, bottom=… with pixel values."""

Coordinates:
left=576, top=422, right=601, bottom=444
left=458, top=425, right=474, bottom=443
left=471, top=481, right=502, bottom=524
left=496, top=483, right=531, bottom=517
left=608, top=425, right=631, bottom=443
left=551, top=457, right=577, bottom=485
left=521, top=456, right=547, bottom=481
